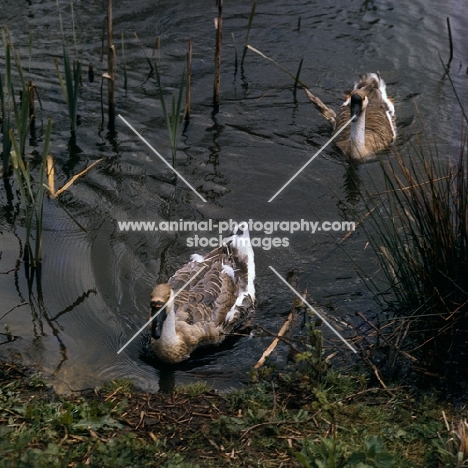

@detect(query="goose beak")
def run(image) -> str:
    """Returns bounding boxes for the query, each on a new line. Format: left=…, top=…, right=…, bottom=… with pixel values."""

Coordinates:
left=150, top=301, right=167, bottom=339
left=350, top=93, right=363, bottom=121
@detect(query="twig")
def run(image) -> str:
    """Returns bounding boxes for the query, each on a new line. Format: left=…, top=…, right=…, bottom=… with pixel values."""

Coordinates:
left=255, top=325, right=301, bottom=353
left=240, top=413, right=319, bottom=439
left=52, top=159, right=103, bottom=198
left=254, top=312, right=295, bottom=368
left=247, top=45, right=309, bottom=89
left=46, top=153, right=55, bottom=196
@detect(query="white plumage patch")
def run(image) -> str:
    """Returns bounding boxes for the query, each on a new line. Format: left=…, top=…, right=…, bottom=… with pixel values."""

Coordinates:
left=190, top=254, right=204, bottom=263
left=221, top=264, right=235, bottom=278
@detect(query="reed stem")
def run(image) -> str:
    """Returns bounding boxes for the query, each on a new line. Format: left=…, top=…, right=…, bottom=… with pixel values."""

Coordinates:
left=241, top=1, right=256, bottom=67
left=213, top=0, right=223, bottom=110
left=107, top=0, right=116, bottom=130
left=446, top=17, right=453, bottom=67
left=55, top=0, right=82, bottom=133
left=185, top=39, right=192, bottom=123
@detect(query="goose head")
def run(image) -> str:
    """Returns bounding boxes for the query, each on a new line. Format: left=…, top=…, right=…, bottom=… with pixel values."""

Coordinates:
left=349, top=90, right=369, bottom=121
left=150, top=283, right=172, bottom=340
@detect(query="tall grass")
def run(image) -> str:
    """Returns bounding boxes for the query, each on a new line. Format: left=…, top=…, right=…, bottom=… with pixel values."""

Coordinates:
left=360, top=123, right=468, bottom=381
left=154, top=63, right=186, bottom=168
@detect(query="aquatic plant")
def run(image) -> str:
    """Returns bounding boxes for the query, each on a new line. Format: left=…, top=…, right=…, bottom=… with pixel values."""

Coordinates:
left=0, top=33, right=13, bottom=174
left=9, top=118, right=52, bottom=268
left=0, top=29, right=35, bottom=173
left=54, top=0, right=82, bottom=133
left=213, top=0, right=223, bottom=110
left=185, top=39, right=192, bottom=124
left=358, top=118, right=468, bottom=383
left=241, top=1, right=257, bottom=68
left=154, top=62, right=186, bottom=168
left=105, top=0, right=116, bottom=130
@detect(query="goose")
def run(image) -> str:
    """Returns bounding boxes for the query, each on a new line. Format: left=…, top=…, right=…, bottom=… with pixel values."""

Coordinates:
left=305, top=72, right=396, bottom=161
left=149, top=222, right=255, bottom=364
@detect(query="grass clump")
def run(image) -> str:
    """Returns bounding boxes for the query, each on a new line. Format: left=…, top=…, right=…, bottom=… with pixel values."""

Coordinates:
left=357, top=124, right=468, bottom=386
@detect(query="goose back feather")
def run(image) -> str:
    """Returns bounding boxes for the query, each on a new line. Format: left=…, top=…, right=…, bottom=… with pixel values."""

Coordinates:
left=149, top=223, right=255, bottom=363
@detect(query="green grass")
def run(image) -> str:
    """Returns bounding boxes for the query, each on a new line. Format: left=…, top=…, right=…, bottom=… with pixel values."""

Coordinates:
left=0, top=360, right=466, bottom=467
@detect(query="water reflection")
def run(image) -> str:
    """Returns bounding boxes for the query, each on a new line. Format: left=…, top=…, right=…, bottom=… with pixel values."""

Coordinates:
left=342, top=162, right=363, bottom=204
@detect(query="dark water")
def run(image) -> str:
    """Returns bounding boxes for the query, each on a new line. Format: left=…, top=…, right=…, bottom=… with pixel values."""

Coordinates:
left=0, top=0, right=466, bottom=393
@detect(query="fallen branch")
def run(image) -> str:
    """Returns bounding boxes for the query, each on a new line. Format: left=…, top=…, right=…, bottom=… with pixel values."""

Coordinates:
left=254, top=312, right=294, bottom=368
left=51, top=158, right=103, bottom=198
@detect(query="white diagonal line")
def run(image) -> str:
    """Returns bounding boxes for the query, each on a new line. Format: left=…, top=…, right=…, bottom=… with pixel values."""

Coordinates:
left=118, top=114, right=207, bottom=203
left=117, top=265, right=207, bottom=354
left=268, top=116, right=355, bottom=202
left=269, top=266, right=357, bottom=353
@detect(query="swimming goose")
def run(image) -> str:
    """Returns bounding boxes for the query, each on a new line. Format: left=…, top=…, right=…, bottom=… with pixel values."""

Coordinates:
left=305, top=72, right=396, bottom=161
left=149, top=222, right=255, bottom=364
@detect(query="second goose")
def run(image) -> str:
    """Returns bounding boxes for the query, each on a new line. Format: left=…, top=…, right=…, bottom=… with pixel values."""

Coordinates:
left=305, top=72, right=396, bottom=161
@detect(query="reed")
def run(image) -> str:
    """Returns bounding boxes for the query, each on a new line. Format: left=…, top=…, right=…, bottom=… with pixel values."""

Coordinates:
left=293, top=58, right=304, bottom=95
left=213, top=0, right=223, bottom=110
left=154, top=63, right=186, bottom=168
left=0, top=34, right=13, bottom=175
left=9, top=118, right=52, bottom=268
left=359, top=120, right=468, bottom=380
left=1, top=28, right=35, bottom=173
left=106, top=0, right=116, bottom=130
left=185, top=39, right=192, bottom=124
left=241, top=1, right=256, bottom=67
left=54, top=0, right=82, bottom=133
left=121, top=32, right=127, bottom=93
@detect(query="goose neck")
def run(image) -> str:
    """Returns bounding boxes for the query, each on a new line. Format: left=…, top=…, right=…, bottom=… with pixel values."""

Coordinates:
left=160, top=291, right=177, bottom=343
left=350, top=108, right=367, bottom=158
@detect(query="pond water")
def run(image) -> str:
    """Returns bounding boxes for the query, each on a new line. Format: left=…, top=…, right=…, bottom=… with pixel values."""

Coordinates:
left=0, top=0, right=466, bottom=393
